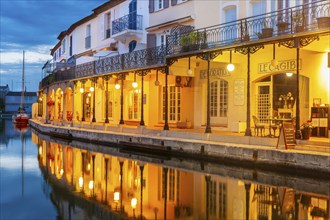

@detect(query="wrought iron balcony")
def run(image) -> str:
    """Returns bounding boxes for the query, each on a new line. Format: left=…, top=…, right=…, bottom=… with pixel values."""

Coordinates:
left=167, top=0, right=330, bottom=55
left=40, top=0, right=329, bottom=88
left=76, top=46, right=166, bottom=78
left=112, top=14, right=143, bottom=36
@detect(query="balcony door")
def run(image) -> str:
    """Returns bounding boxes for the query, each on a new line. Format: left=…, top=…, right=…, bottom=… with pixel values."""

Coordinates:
left=224, top=6, right=237, bottom=42
left=129, top=0, right=137, bottom=30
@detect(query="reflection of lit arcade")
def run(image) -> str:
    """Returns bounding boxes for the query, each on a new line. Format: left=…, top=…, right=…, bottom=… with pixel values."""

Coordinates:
left=36, top=136, right=330, bottom=220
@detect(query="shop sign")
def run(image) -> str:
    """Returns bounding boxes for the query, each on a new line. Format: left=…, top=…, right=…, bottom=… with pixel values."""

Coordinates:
left=200, top=68, right=231, bottom=79
left=258, top=59, right=302, bottom=74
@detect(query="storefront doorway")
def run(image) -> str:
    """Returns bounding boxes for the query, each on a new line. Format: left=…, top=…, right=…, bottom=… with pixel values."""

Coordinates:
left=255, top=74, right=300, bottom=122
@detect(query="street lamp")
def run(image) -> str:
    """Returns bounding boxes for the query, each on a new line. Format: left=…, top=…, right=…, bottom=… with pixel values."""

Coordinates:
left=132, top=72, right=138, bottom=88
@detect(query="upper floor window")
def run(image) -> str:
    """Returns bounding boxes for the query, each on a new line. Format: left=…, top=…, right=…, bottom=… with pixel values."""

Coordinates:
left=62, top=39, right=66, bottom=54
left=177, top=0, right=187, bottom=4
left=251, top=0, right=266, bottom=16
left=155, top=0, right=164, bottom=10
left=85, top=24, right=91, bottom=49
left=129, top=40, right=137, bottom=52
left=69, top=35, right=73, bottom=56
left=105, top=12, right=111, bottom=39
left=160, top=34, right=166, bottom=46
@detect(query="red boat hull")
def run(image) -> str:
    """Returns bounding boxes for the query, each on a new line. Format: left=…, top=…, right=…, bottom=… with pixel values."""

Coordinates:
left=13, top=114, right=29, bottom=124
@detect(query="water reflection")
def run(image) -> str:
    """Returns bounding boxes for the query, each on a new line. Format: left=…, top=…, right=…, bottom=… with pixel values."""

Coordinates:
left=33, top=131, right=329, bottom=220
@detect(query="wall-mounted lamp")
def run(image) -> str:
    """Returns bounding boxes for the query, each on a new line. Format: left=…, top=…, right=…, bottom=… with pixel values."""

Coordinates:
left=286, top=72, right=293, bottom=77
left=78, top=176, right=84, bottom=188
left=227, top=51, right=235, bottom=72
left=155, top=69, right=160, bottom=86
left=115, top=80, right=121, bottom=90
left=132, top=72, right=138, bottom=88
left=88, top=180, right=94, bottom=190
left=271, top=43, right=278, bottom=67
left=186, top=57, right=193, bottom=75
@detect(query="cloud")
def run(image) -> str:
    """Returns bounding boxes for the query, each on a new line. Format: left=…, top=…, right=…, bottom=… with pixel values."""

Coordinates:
left=0, top=49, right=52, bottom=64
left=0, top=0, right=108, bottom=91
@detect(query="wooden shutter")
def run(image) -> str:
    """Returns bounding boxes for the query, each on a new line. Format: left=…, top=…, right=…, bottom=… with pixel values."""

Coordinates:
left=149, top=0, right=154, bottom=13
left=164, top=0, right=169, bottom=8
left=171, top=0, right=177, bottom=6
left=147, top=34, right=157, bottom=48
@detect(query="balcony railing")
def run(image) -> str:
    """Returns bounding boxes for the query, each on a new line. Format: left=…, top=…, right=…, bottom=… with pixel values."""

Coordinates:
left=112, top=14, right=143, bottom=35
left=40, top=0, right=329, bottom=88
left=167, top=0, right=330, bottom=55
left=40, top=64, right=75, bottom=89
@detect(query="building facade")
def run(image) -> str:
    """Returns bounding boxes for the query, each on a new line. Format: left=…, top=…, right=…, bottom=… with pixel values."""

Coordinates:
left=37, top=0, right=330, bottom=138
left=5, top=91, right=37, bottom=114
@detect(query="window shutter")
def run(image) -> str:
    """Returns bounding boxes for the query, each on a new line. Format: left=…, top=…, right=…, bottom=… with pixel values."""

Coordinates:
left=164, top=0, right=169, bottom=8
left=147, top=34, right=156, bottom=48
left=171, top=0, right=177, bottom=6
left=149, top=0, right=154, bottom=13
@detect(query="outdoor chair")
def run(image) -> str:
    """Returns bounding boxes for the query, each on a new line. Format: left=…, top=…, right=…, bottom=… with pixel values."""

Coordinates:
left=252, top=115, right=265, bottom=136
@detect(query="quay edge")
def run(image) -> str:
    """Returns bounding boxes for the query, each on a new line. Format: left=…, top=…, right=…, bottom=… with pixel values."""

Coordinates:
left=29, top=119, right=330, bottom=178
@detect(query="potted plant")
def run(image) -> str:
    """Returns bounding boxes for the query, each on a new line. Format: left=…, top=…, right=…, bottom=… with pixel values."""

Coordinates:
left=317, top=16, right=330, bottom=29
left=277, top=19, right=290, bottom=33
left=292, top=12, right=304, bottom=33
left=300, top=120, right=313, bottom=140
left=179, top=32, right=199, bottom=52
left=257, top=20, right=273, bottom=39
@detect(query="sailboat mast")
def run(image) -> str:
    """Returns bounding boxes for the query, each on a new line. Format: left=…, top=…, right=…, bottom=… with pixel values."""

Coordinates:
left=21, top=51, right=25, bottom=110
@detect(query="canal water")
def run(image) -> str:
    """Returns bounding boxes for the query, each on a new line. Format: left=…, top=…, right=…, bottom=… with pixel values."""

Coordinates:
left=0, top=119, right=329, bottom=220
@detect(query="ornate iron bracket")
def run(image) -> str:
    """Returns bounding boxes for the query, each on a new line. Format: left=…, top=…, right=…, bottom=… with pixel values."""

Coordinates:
left=279, top=35, right=319, bottom=48
left=116, top=72, right=128, bottom=80
left=157, top=66, right=167, bottom=74
left=102, top=75, right=111, bottom=81
left=196, top=51, right=222, bottom=60
left=167, top=57, right=178, bottom=66
left=235, top=45, right=264, bottom=55
left=136, top=69, right=151, bottom=77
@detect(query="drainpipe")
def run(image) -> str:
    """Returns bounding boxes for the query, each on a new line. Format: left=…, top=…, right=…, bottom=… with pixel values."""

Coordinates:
left=92, top=79, right=96, bottom=122
left=164, top=67, right=169, bottom=130
left=205, top=54, right=212, bottom=133
left=295, top=46, right=301, bottom=139
left=140, top=74, right=145, bottom=126
left=245, top=50, right=252, bottom=136
left=119, top=76, right=124, bottom=125
left=105, top=77, right=109, bottom=123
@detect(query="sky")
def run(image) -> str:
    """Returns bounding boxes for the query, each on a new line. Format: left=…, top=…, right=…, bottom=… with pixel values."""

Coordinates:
left=0, top=0, right=108, bottom=92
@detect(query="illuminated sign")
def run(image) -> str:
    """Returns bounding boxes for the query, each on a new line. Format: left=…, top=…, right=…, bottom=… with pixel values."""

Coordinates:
left=200, top=68, right=231, bottom=79
left=258, top=59, right=302, bottom=74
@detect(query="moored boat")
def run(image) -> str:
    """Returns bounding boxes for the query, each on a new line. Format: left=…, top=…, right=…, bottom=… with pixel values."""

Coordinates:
left=13, top=51, right=29, bottom=125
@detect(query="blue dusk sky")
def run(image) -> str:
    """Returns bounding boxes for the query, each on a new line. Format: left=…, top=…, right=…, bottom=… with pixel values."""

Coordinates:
left=0, top=0, right=108, bottom=92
